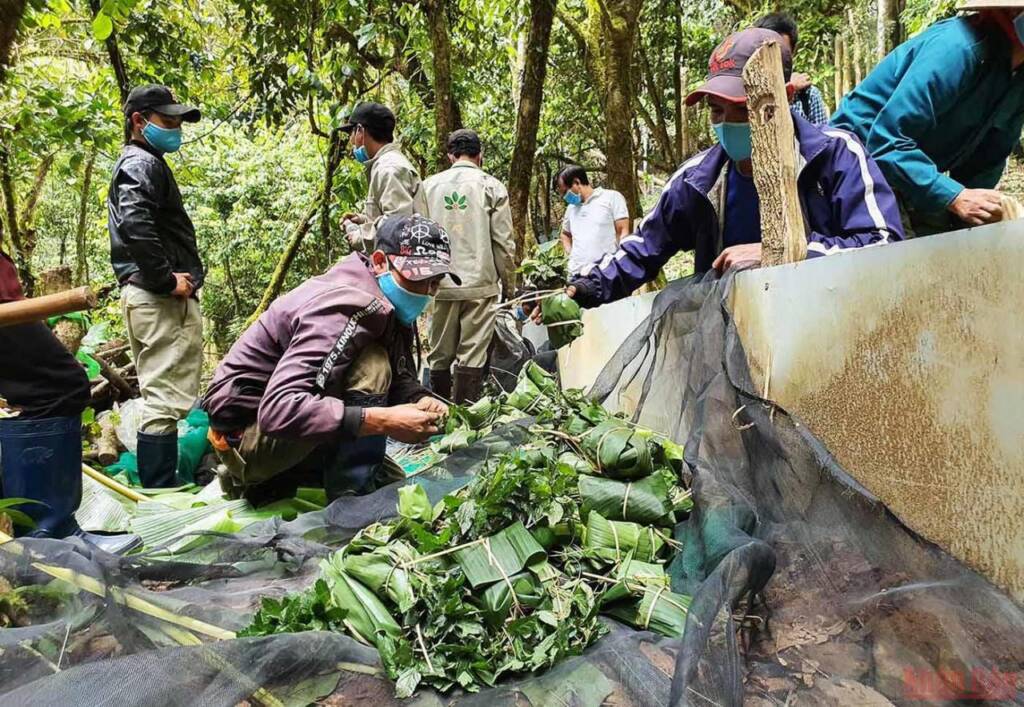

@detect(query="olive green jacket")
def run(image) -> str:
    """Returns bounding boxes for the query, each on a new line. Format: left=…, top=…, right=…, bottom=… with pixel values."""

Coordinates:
left=424, top=161, right=514, bottom=300
left=356, top=143, right=428, bottom=248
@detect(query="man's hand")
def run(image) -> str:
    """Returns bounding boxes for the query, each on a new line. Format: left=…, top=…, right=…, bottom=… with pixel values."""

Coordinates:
left=341, top=212, right=366, bottom=225
left=949, top=189, right=1004, bottom=226
left=361, top=404, right=441, bottom=443
left=415, top=396, right=448, bottom=415
left=791, top=72, right=812, bottom=92
left=526, top=285, right=577, bottom=325
left=712, top=243, right=762, bottom=274
left=171, top=272, right=194, bottom=298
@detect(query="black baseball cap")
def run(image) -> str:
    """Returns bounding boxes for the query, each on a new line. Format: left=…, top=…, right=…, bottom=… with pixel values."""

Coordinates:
left=340, top=102, right=396, bottom=134
left=447, top=128, right=482, bottom=156
left=123, top=84, right=201, bottom=122
left=374, top=214, right=461, bottom=285
left=685, top=28, right=793, bottom=106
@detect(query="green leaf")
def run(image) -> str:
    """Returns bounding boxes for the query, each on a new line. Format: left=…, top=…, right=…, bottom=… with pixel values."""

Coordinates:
left=454, top=521, right=546, bottom=588
left=92, top=12, right=113, bottom=41
left=398, top=484, right=432, bottom=523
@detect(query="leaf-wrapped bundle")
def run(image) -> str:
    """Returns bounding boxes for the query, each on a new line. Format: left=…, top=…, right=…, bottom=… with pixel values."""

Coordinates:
left=455, top=521, right=547, bottom=588
left=579, top=472, right=673, bottom=524
left=479, top=570, right=545, bottom=624
left=605, top=587, right=692, bottom=638
left=580, top=420, right=654, bottom=479
left=319, top=558, right=401, bottom=646
left=557, top=451, right=594, bottom=475
left=342, top=541, right=418, bottom=613
left=583, top=511, right=665, bottom=564
left=599, top=555, right=668, bottom=605
left=541, top=293, right=584, bottom=349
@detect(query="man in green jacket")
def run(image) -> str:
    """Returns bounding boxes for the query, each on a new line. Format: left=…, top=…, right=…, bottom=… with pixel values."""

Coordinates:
left=342, top=102, right=428, bottom=250
left=832, top=1, right=1024, bottom=235
left=423, top=129, right=514, bottom=404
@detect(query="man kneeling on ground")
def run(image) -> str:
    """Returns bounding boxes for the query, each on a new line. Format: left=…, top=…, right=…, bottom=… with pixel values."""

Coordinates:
left=550, top=28, right=904, bottom=312
left=202, top=215, right=456, bottom=505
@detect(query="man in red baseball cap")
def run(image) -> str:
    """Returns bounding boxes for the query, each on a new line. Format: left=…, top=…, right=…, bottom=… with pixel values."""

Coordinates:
left=555, top=28, right=904, bottom=311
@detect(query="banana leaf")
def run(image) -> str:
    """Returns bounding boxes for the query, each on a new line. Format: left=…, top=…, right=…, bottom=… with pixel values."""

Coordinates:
left=580, top=420, right=654, bottom=479
left=524, top=359, right=559, bottom=397
left=557, top=451, right=594, bottom=475
left=398, top=484, right=433, bottom=523
left=506, top=374, right=545, bottom=413
left=343, top=541, right=418, bottom=613
left=541, top=293, right=584, bottom=349
left=599, top=553, right=669, bottom=605
left=319, top=558, right=400, bottom=647
left=605, top=587, right=692, bottom=638
left=455, top=521, right=546, bottom=588
left=583, top=511, right=665, bottom=564
left=463, top=396, right=499, bottom=429
left=433, top=427, right=480, bottom=453
left=579, top=473, right=672, bottom=524
left=479, top=570, right=545, bottom=624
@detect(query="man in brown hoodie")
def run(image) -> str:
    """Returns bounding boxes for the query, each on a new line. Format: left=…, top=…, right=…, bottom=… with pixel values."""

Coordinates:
left=202, top=215, right=456, bottom=504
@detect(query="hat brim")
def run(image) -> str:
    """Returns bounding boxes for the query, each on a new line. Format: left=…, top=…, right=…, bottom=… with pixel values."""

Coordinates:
left=339, top=121, right=357, bottom=133
left=151, top=103, right=201, bottom=123
left=390, top=255, right=462, bottom=286
left=958, top=1, right=1024, bottom=8
left=685, top=75, right=748, bottom=107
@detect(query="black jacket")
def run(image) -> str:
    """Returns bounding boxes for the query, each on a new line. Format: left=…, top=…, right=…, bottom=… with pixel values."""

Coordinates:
left=107, top=142, right=204, bottom=294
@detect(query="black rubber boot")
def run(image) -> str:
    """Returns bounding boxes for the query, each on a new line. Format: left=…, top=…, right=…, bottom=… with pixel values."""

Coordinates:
left=136, top=431, right=179, bottom=488
left=428, top=368, right=452, bottom=402
left=452, top=365, right=487, bottom=405
left=0, top=414, right=141, bottom=553
left=325, top=434, right=387, bottom=502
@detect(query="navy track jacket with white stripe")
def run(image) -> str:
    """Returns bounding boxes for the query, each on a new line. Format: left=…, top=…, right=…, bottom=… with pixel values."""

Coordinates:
left=570, top=115, right=904, bottom=308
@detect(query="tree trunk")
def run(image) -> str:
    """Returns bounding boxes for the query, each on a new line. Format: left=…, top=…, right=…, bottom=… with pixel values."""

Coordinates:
left=848, top=10, right=863, bottom=87
left=841, top=36, right=854, bottom=95
left=834, top=34, right=844, bottom=109
left=75, top=147, right=97, bottom=285
left=877, top=0, right=901, bottom=61
left=89, top=0, right=130, bottom=103
left=743, top=41, right=807, bottom=268
left=679, top=66, right=690, bottom=159
left=244, top=196, right=323, bottom=328
left=672, top=0, right=683, bottom=163
left=424, top=0, right=461, bottom=172
left=601, top=0, right=644, bottom=219
left=0, top=0, right=27, bottom=87
left=636, top=38, right=673, bottom=166
left=319, top=127, right=343, bottom=263
left=508, top=0, right=556, bottom=269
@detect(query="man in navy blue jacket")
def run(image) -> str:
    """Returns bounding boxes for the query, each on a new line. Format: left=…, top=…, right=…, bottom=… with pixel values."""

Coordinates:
left=565, top=28, right=904, bottom=309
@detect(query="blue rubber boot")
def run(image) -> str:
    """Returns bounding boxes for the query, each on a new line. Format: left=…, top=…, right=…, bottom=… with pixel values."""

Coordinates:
left=325, top=434, right=387, bottom=501
left=0, top=415, right=82, bottom=537
left=136, top=431, right=179, bottom=488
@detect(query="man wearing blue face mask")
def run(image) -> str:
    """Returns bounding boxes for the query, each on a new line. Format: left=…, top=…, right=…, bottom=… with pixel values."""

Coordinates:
left=554, top=165, right=630, bottom=276
left=202, top=214, right=455, bottom=505
left=832, top=1, right=1024, bottom=236
left=108, top=84, right=204, bottom=488
left=340, top=102, right=428, bottom=251
left=557, top=28, right=904, bottom=309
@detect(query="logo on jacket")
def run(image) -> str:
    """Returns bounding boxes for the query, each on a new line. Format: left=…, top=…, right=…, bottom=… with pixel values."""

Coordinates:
left=444, top=191, right=468, bottom=211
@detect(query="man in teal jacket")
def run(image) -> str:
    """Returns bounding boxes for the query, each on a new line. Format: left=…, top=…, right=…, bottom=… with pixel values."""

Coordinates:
left=832, top=1, right=1024, bottom=235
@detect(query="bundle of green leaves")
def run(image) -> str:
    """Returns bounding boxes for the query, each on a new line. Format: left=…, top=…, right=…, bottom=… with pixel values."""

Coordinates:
left=243, top=361, right=692, bottom=697
left=515, top=241, right=569, bottom=292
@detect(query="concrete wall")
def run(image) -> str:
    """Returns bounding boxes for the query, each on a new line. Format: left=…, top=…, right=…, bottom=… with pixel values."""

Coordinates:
left=730, top=222, right=1024, bottom=602
left=557, top=222, right=1024, bottom=601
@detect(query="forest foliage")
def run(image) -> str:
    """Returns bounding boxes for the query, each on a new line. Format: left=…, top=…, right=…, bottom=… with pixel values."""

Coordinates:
left=1, top=0, right=955, bottom=347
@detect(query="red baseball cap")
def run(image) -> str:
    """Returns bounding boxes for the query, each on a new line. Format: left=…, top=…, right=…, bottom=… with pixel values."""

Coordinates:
left=685, top=28, right=793, bottom=107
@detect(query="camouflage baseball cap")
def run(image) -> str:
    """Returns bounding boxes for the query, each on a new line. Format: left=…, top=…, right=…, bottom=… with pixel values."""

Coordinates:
left=685, top=28, right=793, bottom=106
left=374, top=214, right=461, bottom=285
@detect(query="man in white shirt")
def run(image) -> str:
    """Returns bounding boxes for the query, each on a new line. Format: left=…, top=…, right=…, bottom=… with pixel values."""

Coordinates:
left=555, top=165, right=630, bottom=275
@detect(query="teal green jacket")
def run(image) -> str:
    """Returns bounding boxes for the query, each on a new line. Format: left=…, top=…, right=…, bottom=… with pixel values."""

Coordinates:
left=832, top=17, right=1024, bottom=214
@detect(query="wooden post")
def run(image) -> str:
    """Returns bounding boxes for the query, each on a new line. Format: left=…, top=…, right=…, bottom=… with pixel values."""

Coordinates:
left=742, top=41, right=807, bottom=267
left=0, top=286, right=96, bottom=327
left=849, top=10, right=864, bottom=86
left=841, top=36, right=854, bottom=95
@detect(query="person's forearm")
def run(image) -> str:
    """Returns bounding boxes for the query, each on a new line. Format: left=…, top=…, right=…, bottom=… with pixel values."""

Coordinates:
left=560, top=232, right=572, bottom=254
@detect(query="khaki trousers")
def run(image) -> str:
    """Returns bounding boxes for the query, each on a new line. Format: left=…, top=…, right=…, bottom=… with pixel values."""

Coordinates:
left=427, top=296, right=498, bottom=370
left=215, top=343, right=393, bottom=493
left=122, top=285, right=203, bottom=434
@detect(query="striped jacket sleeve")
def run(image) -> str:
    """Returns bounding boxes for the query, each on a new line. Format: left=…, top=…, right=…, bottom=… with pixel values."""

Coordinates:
left=806, top=129, right=905, bottom=257
left=570, top=159, right=701, bottom=307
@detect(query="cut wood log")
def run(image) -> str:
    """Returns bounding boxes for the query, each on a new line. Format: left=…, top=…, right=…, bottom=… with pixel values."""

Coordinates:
left=96, top=412, right=120, bottom=466
left=53, top=318, right=86, bottom=354
left=742, top=40, right=807, bottom=267
left=0, top=287, right=96, bottom=327
left=97, top=355, right=133, bottom=400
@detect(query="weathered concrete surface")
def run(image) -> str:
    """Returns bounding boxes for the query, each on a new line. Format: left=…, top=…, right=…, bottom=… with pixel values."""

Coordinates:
left=731, top=222, right=1024, bottom=602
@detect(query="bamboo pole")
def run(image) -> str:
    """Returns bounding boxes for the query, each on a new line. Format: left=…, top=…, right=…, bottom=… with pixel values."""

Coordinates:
left=0, top=286, right=96, bottom=327
left=742, top=41, right=808, bottom=267
left=81, top=463, right=151, bottom=503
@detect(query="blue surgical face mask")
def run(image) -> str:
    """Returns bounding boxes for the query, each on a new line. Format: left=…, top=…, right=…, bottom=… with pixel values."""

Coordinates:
left=712, top=122, right=753, bottom=162
left=142, top=120, right=182, bottom=153
left=353, top=145, right=369, bottom=163
left=377, top=271, right=430, bottom=326
left=1014, top=12, right=1024, bottom=46
left=564, top=190, right=582, bottom=206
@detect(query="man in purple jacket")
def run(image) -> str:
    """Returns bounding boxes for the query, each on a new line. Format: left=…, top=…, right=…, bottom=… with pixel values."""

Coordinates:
left=202, top=214, right=457, bottom=504
left=564, top=28, right=904, bottom=308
